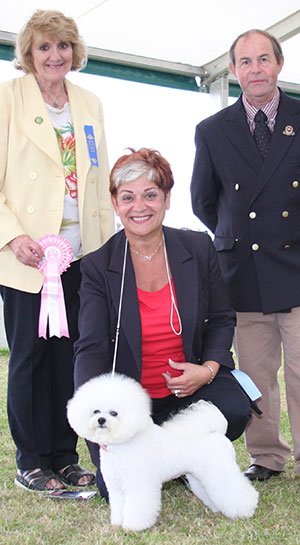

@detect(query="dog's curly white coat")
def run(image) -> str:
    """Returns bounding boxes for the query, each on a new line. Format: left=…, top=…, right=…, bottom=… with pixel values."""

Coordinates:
left=68, top=373, right=258, bottom=531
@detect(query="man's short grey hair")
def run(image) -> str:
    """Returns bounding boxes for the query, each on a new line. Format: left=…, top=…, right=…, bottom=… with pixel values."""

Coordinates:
left=229, top=29, right=283, bottom=66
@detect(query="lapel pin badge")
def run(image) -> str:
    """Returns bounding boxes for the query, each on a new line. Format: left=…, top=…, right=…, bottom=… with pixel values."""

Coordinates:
left=282, top=125, right=295, bottom=136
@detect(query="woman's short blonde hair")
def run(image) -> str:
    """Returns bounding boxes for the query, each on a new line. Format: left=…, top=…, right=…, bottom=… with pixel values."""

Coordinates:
left=15, top=9, right=87, bottom=73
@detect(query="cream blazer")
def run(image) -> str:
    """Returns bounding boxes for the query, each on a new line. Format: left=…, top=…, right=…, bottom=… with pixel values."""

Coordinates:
left=0, top=73, right=114, bottom=293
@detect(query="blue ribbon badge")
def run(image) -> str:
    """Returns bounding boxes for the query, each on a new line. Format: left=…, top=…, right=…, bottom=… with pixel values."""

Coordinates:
left=84, top=125, right=99, bottom=166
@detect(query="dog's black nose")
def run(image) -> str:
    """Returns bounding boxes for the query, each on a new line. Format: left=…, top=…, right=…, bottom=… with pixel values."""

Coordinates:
left=98, top=417, right=106, bottom=427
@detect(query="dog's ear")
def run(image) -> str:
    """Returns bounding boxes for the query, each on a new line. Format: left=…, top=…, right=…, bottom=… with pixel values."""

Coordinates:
left=67, top=373, right=153, bottom=443
left=66, top=378, right=100, bottom=440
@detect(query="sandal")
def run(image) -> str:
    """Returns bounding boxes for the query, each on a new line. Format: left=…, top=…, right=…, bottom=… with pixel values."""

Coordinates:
left=15, top=468, right=66, bottom=492
left=58, top=464, right=95, bottom=487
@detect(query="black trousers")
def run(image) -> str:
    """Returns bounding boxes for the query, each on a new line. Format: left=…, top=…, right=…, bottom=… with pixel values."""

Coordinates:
left=151, top=372, right=252, bottom=440
left=0, top=260, right=81, bottom=470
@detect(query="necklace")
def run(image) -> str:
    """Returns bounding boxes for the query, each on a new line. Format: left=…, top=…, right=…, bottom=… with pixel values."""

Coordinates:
left=130, top=239, right=163, bottom=261
left=36, top=79, right=66, bottom=108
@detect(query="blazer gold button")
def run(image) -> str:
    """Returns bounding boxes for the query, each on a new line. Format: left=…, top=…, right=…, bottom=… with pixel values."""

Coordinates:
left=235, top=184, right=239, bottom=191
left=283, top=244, right=291, bottom=250
left=252, top=243, right=259, bottom=251
left=292, top=181, right=299, bottom=188
left=249, top=212, right=256, bottom=219
left=30, top=172, right=37, bottom=180
left=282, top=211, right=289, bottom=218
left=27, top=206, right=35, bottom=214
left=92, top=210, right=97, bottom=217
left=90, top=176, right=95, bottom=184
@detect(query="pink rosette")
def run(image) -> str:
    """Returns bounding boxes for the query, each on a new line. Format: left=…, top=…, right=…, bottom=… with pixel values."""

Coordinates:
left=37, top=235, right=73, bottom=339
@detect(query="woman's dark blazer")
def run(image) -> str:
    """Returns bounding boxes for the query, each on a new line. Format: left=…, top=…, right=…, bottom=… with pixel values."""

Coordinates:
left=74, top=226, right=236, bottom=390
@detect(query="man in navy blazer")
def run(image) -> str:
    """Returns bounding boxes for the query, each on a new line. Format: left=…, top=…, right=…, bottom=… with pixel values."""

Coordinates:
left=191, top=29, right=300, bottom=481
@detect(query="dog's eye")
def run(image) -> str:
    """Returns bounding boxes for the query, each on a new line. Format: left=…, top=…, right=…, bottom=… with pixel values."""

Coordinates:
left=93, top=410, right=100, bottom=414
left=110, top=411, right=118, bottom=417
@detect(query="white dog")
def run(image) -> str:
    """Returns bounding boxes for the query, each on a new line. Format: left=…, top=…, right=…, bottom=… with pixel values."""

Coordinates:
left=67, top=373, right=258, bottom=531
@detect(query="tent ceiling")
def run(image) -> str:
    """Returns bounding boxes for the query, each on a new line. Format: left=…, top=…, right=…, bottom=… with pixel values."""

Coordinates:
left=1, top=1, right=300, bottom=91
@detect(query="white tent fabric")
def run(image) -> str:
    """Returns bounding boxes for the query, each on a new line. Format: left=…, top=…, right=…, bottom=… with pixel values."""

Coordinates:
left=1, top=1, right=300, bottom=84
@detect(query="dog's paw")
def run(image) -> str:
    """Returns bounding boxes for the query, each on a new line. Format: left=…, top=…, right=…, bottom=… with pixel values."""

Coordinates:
left=111, top=523, right=122, bottom=528
left=110, top=514, right=123, bottom=527
left=122, top=510, right=159, bottom=531
left=221, top=486, right=259, bottom=519
left=123, top=520, right=156, bottom=531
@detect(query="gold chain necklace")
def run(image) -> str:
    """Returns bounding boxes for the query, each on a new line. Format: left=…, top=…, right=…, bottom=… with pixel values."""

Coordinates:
left=36, top=79, right=66, bottom=108
left=130, top=239, right=163, bottom=261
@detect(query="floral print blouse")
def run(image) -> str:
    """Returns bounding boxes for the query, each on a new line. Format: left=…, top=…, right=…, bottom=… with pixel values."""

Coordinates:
left=47, top=101, right=82, bottom=261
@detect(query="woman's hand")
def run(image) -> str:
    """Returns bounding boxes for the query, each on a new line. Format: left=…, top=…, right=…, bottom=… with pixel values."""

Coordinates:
left=8, top=235, right=44, bottom=267
left=162, top=358, right=220, bottom=398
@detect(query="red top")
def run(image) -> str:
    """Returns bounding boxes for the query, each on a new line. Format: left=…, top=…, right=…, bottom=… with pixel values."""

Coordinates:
left=137, top=280, right=185, bottom=398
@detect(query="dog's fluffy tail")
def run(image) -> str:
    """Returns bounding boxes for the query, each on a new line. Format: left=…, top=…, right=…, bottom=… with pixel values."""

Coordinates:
left=162, top=400, right=227, bottom=438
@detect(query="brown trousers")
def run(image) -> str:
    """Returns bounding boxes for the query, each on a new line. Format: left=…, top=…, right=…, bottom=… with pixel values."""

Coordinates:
left=234, top=308, right=300, bottom=475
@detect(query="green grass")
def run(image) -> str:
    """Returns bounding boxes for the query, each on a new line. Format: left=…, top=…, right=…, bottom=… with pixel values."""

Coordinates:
left=0, top=352, right=299, bottom=545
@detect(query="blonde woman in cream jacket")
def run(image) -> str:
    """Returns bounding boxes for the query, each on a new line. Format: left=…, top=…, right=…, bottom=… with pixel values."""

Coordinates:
left=0, top=10, right=114, bottom=492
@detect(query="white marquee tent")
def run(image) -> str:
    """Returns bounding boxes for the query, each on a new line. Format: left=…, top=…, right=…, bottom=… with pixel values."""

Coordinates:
left=1, top=2, right=300, bottom=98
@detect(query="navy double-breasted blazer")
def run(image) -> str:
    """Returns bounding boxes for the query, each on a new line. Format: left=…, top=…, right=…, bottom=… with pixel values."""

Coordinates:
left=191, top=90, right=300, bottom=313
left=74, top=226, right=235, bottom=391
